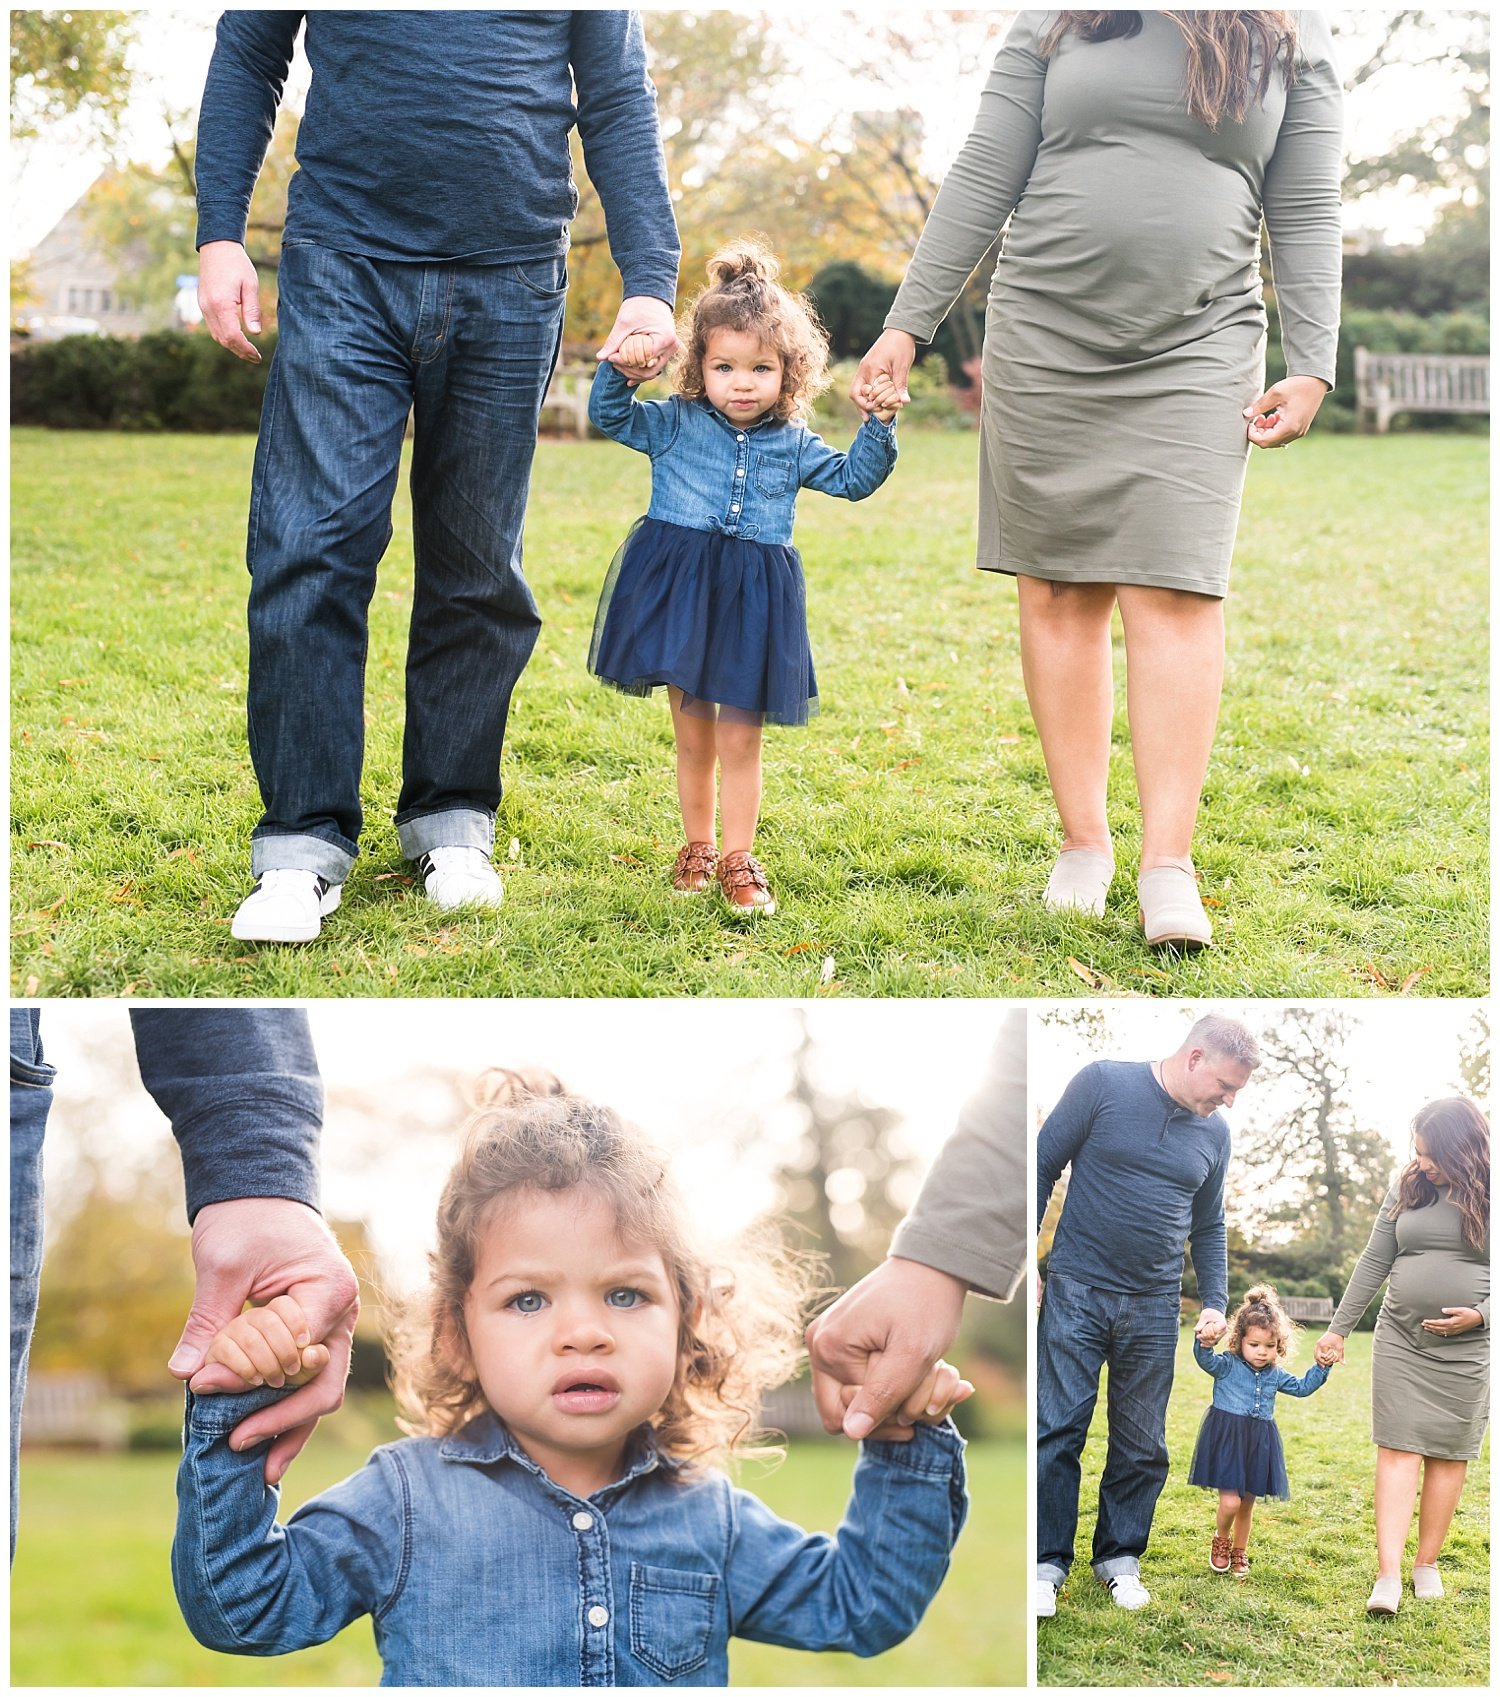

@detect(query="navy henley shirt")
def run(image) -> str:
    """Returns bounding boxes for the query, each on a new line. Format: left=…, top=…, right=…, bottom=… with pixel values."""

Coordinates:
left=195, top=10, right=680, bottom=301
left=1037, top=1059, right=1230, bottom=1312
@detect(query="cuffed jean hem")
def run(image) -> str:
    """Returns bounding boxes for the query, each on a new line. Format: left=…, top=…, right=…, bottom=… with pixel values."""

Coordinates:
left=250, top=831, right=356, bottom=884
left=1093, top=1556, right=1142, bottom=1581
left=396, top=808, right=495, bottom=860
left=1036, top=1562, right=1068, bottom=1585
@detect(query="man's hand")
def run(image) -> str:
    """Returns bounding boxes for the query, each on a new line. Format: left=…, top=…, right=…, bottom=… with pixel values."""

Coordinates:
left=1313, top=1329, right=1344, bottom=1367
left=1193, top=1308, right=1228, bottom=1345
left=198, top=241, right=264, bottom=364
left=805, top=1256, right=969, bottom=1441
left=1244, top=374, right=1328, bottom=449
left=169, top=1198, right=359, bottom=1484
left=851, top=328, right=917, bottom=420
left=597, top=296, right=679, bottom=384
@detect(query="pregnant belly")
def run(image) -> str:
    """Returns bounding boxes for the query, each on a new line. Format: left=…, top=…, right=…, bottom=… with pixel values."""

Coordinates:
left=1383, top=1256, right=1489, bottom=1349
left=1001, top=153, right=1263, bottom=349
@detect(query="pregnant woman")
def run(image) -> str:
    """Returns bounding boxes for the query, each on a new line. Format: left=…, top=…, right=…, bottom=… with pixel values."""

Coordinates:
left=1316, top=1099, right=1490, bottom=1615
left=854, top=11, right=1343, bottom=947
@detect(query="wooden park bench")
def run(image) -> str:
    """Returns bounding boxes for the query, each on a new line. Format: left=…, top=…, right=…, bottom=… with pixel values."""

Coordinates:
left=18, top=1370, right=128, bottom=1450
left=1281, top=1296, right=1334, bottom=1324
left=1354, top=347, right=1490, bottom=434
left=538, top=363, right=597, bottom=438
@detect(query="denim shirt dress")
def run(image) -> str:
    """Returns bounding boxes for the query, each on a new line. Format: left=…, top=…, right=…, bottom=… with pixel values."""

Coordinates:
left=173, top=1387, right=966, bottom=1686
left=1191, top=1340, right=1331, bottom=1416
left=585, top=365, right=898, bottom=724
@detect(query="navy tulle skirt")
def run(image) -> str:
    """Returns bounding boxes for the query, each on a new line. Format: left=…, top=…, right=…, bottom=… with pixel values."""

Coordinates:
left=588, top=516, right=817, bottom=726
left=1188, top=1406, right=1290, bottom=1500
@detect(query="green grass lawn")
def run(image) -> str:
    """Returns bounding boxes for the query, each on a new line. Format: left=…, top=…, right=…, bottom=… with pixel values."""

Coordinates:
left=10, top=1410, right=1022, bottom=1687
left=1037, top=1329, right=1490, bottom=1687
left=10, top=428, right=1487, bottom=996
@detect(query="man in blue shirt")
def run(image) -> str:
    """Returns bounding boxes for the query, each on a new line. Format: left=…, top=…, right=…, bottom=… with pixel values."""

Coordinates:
left=1034, top=1014, right=1260, bottom=1616
left=195, top=12, right=681, bottom=941
left=9, top=1007, right=355, bottom=1559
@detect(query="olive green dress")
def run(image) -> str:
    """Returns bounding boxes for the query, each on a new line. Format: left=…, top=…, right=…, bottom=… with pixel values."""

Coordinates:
left=885, top=11, right=1344, bottom=596
left=1332, top=1184, right=1490, bottom=1460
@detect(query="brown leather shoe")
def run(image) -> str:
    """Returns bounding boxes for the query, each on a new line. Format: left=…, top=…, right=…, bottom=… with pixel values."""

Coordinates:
left=1230, top=1545, right=1250, bottom=1579
left=718, top=849, right=776, bottom=916
left=1209, top=1535, right=1232, bottom=1573
left=670, top=841, right=719, bottom=894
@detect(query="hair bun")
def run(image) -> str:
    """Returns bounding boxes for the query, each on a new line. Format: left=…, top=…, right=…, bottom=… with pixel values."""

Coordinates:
left=472, top=1066, right=568, bottom=1109
left=1244, top=1283, right=1278, bottom=1306
left=706, top=238, right=780, bottom=289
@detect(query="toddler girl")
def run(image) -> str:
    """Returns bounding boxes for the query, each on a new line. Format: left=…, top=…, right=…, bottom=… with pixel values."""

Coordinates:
left=588, top=239, right=901, bottom=915
left=1188, top=1282, right=1332, bottom=1577
left=173, top=1071, right=969, bottom=1685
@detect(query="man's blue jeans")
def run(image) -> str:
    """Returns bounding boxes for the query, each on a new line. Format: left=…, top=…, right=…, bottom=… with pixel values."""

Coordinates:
left=1036, top=1271, right=1181, bottom=1584
left=247, top=242, right=567, bottom=882
left=10, top=1008, right=54, bottom=1563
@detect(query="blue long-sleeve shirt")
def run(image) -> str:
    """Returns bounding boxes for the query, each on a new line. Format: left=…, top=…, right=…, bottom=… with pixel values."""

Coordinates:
left=127, top=1009, right=322, bottom=1222
left=195, top=11, right=680, bottom=301
left=589, top=363, right=897, bottom=545
left=1037, top=1059, right=1230, bottom=1313
left=1192, top=1339, right=1330, bottom=1418
left=173, top=1386, right=966, bottom=1684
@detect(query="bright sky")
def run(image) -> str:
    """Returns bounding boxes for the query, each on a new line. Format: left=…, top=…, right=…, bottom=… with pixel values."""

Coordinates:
left=34, top=1000, right=1013, bottom=1287
left=9, top=8, right=1466, bottom=254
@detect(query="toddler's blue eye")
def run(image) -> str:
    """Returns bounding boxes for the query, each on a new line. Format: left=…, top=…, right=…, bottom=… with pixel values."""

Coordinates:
left=508, top=1291, right=546, bottom=1314
left=606, top=1287, right=646, bottom=1309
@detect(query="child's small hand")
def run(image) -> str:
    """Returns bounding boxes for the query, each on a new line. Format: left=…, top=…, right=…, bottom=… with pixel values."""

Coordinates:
left=190, top=1295, right=330, bottom=1394
left=837, top=1359, right=974, bottom=1440
left=866, top=375, right=904, bottom=424
left=609, top=330, right=669, bottom=386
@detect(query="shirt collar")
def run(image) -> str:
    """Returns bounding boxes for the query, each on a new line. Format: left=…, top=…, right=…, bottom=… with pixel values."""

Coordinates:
left=438, top=1411, right=677, bottom=1497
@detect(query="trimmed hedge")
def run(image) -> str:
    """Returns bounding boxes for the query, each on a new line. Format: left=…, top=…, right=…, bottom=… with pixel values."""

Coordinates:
left=11, top=329, right=273, bottom=431
left=13, top=305, right=1490, bottom=432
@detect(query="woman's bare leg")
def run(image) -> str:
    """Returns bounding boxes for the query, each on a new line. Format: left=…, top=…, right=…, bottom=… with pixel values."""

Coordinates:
left=668, top=688, right=717, bottom=844
left=1414, top=1457, right=1469, bottom=1566
left=1015, top=575, right=1118, bottom=853
left=1374, top=1446, right=1423, bottom=1579
left=1114, top=585, right=1225, bottom=868
left=715, top=718, right=764, bottom=856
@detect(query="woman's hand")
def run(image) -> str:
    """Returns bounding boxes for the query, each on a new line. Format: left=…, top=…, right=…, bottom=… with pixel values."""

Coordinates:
left=852, top=329, right=918, bottom=420
left=1244, top=374, right=1329, bottom=448
left=837, top=1358, right=975, bottom=1441
left=1313, top=1330, right=1344, bottom=1366
left=1421, top=1306, right=1485, bottom=1338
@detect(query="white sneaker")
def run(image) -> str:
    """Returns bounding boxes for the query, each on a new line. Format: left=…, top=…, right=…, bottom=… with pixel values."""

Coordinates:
left=1034, top=1579, right=1058, bottom=1618
left=419, top=846, right=504, bottom=911
left=1105, top=1574, right=1151, bottom=1610
left=231, top=870, right=341, bottom=943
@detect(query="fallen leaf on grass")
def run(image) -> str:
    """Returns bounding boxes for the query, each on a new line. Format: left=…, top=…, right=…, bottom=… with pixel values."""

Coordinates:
left=166, top=847, right=199, bottom=864
left=35, top=895, right=66, bottom=915
left=28, top=840, right=69, bottom=851
left=819, top=955, right=836, bottom=985
left=997, top=734, right=1022, bottom=745
left=373, top=872, right=413, bottom=884
left=610, top=853, right=644, bottom=866
left=1067, top=956, right=1115, bottom=990
left=23, top=976, right=40, bottom=996
left=508, top=838, right=521, bottom=862
left=784, top=942, right=814, bottom=956
left=1206, top=1671, right=1234, bottom=1684
left=891, top=757, right=922, bottom=770
left=1398, top=967, right=1431, bottom=994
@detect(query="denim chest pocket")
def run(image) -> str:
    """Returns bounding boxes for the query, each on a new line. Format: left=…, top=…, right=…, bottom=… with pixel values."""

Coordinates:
left=628, top=1562, right=719, bottom=1680
left=752, top=453, right=794, bottom=498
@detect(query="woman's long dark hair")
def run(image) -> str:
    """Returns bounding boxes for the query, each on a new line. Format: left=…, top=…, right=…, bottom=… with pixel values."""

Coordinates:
left=1042, top=11, right=1299, bottom=128
left=1392, top=1097, right=1490, bottom=1253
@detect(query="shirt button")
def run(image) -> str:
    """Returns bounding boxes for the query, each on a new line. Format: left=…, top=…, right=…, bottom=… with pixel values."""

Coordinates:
left=736, top=433, right=745, bottom=442
left=588, top=1606, right=609, bottom=1628
left=735, top=468, right=745, bottom=477
left=572, top=1511, right=594, bottom=1531
left=730, top=504, right=740, bottom=512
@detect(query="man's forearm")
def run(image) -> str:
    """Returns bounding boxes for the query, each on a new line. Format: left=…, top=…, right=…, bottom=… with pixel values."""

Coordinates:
left=570, top=11, right=680, bottom=304
left=129, top=1010, right=322, bottom=1223
left=195, top=13, right=303, bottom=248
